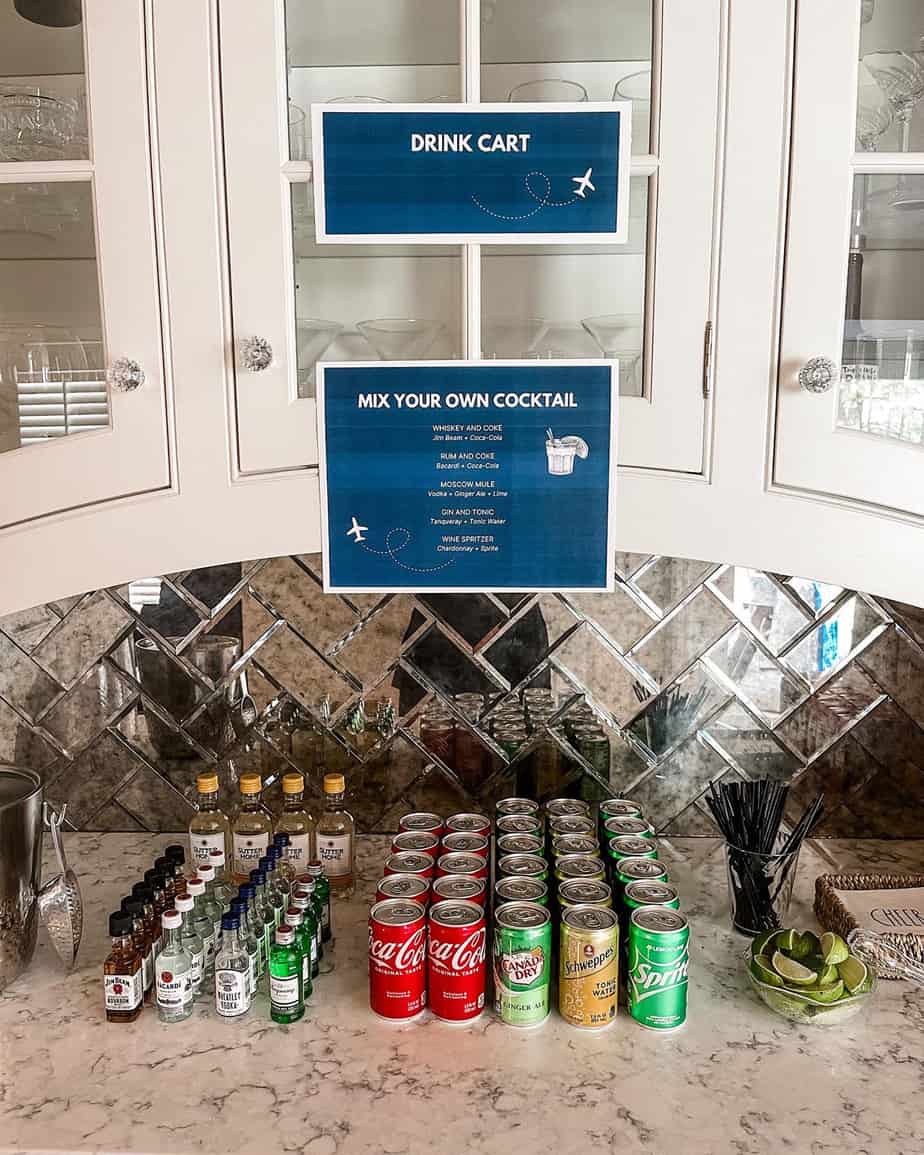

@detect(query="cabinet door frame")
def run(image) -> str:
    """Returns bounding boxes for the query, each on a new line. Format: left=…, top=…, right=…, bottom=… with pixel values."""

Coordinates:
left=219, top=0, right=724, bottom=479
left=0, top=0, right=173, bottom=532
left=775, top=0, right=924, bottom=524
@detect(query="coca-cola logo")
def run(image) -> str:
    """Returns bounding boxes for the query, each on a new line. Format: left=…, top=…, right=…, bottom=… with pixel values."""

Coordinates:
left=501, top=947, right=544, bottom=984
left=369, top=926, right=426, bottom=972
left=428, top=928, right=487, bottom=971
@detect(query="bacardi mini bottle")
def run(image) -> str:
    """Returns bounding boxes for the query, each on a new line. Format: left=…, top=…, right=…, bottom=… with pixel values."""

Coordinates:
left=275, top=773, right=315, bottom=873
left=155, top=910, right=194, bottom=1022
left=196, top=861, right=224, bottom=944
left=214, top=913, right=251, bottom=1019
left=315, top=774, right=354, bottom=898
left=189, top=772, right=231, bottom=870
left=174, top=894, right=205, bottom=996
left=186, top=876, right=217, bottom=992
left=231, top=774, right=273, bottom=884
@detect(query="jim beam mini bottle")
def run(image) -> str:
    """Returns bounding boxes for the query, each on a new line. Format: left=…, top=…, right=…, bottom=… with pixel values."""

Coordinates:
left=316, top=773, right=354, bottom=898
left=104, top=911, right=144, bottom=1022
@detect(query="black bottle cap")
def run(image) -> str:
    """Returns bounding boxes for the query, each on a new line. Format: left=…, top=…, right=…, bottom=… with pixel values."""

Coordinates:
left=154, top=856, right=172, bottom=874
left=165, top=844, right=185, bottom=865
left=109, top=911, right=133, bottom=937
left=121, top=898, right=144, bottom=917
left=144, top=868, right=166, bottom=888
left=131, top=882, right=154, bottom=903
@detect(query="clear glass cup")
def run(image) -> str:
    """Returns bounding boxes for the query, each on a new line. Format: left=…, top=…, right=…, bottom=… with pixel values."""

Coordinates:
left=507, top=79, right=588, bottom=102
left=357, top=318, right=445, bottom=360
left=724, top=837, right=802, bottom=937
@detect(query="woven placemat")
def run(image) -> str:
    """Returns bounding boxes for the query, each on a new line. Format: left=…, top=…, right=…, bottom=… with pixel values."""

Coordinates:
left=815, top=871, right=924, bottom=979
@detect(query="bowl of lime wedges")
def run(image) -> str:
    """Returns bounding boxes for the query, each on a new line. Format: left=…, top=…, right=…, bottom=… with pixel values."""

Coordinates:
left=747, top=928, right=875, bottom=1026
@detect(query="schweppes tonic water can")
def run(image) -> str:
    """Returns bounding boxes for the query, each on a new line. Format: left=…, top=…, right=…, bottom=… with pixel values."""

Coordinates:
left=558, top=905, right=619, bottom=1030
left=627, top=906, right=689, bottom=1031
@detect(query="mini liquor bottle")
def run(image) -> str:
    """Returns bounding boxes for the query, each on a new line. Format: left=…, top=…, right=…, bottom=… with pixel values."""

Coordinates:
left=272, top=831, right=294, bottom=885
left=174, top=894, right=205, bottom=996
left=154, top=910, right=194, bottom=1022
left=207, top=848, right=235, bottom=909
left=307, top=861, right=332, bottom=945
left=196, top=861, right=224, bottom=943
left=275, top=773, right=314, bottom=872
left=231, top=773, right=273, bottom=884
left=290, top=889, right=319, bottom=979
left=120, top=897, right=154, bottom=1001
left=315, top=774, right=354, bottom=898
left=154, top=856, right=177, bottom=906
left=230, top=897, right=260, bottom=996
left=214, top=913, right=251, bottom=1019
left=164, top=844, right=188, bottom=898
left=104, top=911, right=143, bottom=1022
left=282, top=907, right=313, bottom=1000
left=131, top=882, right=161, bottom=957
left=259, top=854, right=287, bottom=927
left=189, top=771, right=232, bottom=870
left=269, top=925, right=304, bottom=1024
left=238, top=883, right=267, bottom=979
left=186, top=876, right=217, bottom=991
left=249, top=868, right=278, bottom=965
left=143, top=869, right=167, bottom=932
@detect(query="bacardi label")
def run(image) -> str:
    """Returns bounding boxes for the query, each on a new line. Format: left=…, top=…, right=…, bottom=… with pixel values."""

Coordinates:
left=215, top=969, right=249, bottom=1017
left=190, top=831, right=226, bottom=866
left=270, top=973, right=300, bottom=1009
left=104, top=971, right=142, bottom=1013
left=155, top=967, right=192, bottom=1009
left=284, top=833, right=312, bottom=865
left=318, top=832, right=352, bottom=877
left=233, top=831, right=270, bottom=877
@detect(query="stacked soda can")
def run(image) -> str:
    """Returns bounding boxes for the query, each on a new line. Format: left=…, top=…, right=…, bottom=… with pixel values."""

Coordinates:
left=369, top=812, right=488, bottom=1024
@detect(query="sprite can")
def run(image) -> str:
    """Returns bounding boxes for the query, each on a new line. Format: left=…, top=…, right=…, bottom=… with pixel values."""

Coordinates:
left=627, top=906, right=689, bottom=1031
left=598, top=798, right=642, bottom=830
left=557, top=878, right=612, bottom=913
left=495, top=876, right=548, bottom=908
left=497, top=853, right=548, bottom=882
left=613, top=856, right=668, bottom=904
left=603, top=815, right=655, bottom=842
left=623, top=880, right=680, bottom=916
left=493, top=901, right=552, bottom=1027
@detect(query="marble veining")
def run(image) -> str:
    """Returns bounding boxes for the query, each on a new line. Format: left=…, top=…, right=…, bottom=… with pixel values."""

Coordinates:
left=0, top=836, right=922, bottom=1155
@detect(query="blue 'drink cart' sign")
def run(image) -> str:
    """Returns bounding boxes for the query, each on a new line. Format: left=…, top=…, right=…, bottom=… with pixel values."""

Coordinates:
left=317, top=362, right=617, bottom=593
left=311, top=104, right=631, bottom=243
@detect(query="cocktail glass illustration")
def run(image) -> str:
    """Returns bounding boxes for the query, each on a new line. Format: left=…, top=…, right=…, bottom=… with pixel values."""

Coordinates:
left=546, top=430, right=589, bottom=475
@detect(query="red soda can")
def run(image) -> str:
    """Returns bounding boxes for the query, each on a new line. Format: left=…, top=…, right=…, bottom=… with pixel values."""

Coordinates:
left=427, top=899, right=486, bottom=1023
left=391, top=830, right=441, bottom=858
left=436, top=851, right=488, bottom=881
left=375, top=873, right=431, bottom=906
left=445, top=812, right=491, bottom=838
left=369, top=899, right=427, bottom=1021
left=399, top=812, right=444, bottom=837
left=432, top=873, right=487, bottom=907
left=441, top=831, right=489, bottom=859
left=384, top=851, right=435, bottom=880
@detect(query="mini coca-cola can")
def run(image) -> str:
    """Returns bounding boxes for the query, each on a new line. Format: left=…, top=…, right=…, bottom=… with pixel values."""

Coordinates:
left=398, top=812, right=444, bottom=837
left=391, top=830, right=440, bottom=858
left=436, top=851, right=488, bottom=881
left=445, top=812, right=491, bottom=837
left=432, top=873, right=487, bottom=907
left=384, top=851, right=435, bottom=880
left=441, top=832, right=489, bottom=859
left=368, top=899, right=427, bottom=1021
left=427, top=899, right=486, bottom=1022
left=375, top=873, right=431, bottom=906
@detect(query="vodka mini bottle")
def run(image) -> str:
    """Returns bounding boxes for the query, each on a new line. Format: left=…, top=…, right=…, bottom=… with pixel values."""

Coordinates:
left=259, top=855, right=287, bottom=926
left=214, top=913, right=251, bottom=1019
left=230, top=897, right=260, bottom=996
left=196, top=861, right=224, bottom=943
left=238, top=883, right=267, bottom=978
left=120, top=897, right=154, bottom=1001
left=275, top=773, right=314, bottom=873
left=231, top=774, right=273, bottom=883
left=174, top=894, right=205, bottom=996
left=186, top=876, right=217, bottom=991
left=290, top=889, right=319, bottom=978
left=189, top=772, right=232, bottom=870
left=155, top=910, right=194, bottom=1022
left=104, top=911, right=143, bottom=1022
left=249, top=868, right=278, bottom=965
left=315, top=774, right=355, bottom=898
left=282, top=907, right=314, bottom=1000
left=269, top=925, right=304, bottom=1024
left=207, top=848, right=235, bottom=909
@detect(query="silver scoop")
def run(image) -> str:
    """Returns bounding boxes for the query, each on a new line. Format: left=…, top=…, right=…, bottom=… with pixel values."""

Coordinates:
left=848, top=927, right=924, bottom=984
left=36, top=803, right=83, bottom=968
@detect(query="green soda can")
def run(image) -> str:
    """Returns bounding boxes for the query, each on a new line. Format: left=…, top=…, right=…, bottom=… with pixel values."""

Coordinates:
left=554, top=855, right=607, bottom=886
left=598, top=798, right=642, bottom=826
left=495, top=798, right=540, bottom=819
left=493, top=902, right=552, bottom=1027
left=495, top=814, right=543, bottom=837
left=606, top=835, right=659, bottom=864
left=623, top=880, right=680, bottom=917
left=549, top=815, right=596, bottom=840
left=552, top=833, right=599, bottom=860
left=603, top=816, right=655, bottom=843
left=545, top=798, right=591, bottom=819
left=495, top=876, right=548, bottom=908
left=497, top=853, right=548, bottom=882
left=613, top=856, right=669, bottom=905
left=497, top=833, right=544, bottom=858
left=557, top=878, right=612, bottom=913
left=627, top=906, right=689, bottom=1031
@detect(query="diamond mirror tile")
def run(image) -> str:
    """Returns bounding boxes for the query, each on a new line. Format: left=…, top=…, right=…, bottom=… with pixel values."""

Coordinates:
left=0, top=556, right=921, bottom=836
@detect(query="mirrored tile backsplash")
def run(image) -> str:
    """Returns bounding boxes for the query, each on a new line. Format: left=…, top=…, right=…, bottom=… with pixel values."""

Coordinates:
left=1, top=553, right=922, bottom=837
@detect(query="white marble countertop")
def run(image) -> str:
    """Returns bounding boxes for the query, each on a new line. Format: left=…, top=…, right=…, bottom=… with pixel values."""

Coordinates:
left=1, top=835, right=923, bottom=1155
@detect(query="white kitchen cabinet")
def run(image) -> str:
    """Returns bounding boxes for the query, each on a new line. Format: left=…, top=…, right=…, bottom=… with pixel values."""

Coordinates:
left=0, top=0, right=170, bottom=531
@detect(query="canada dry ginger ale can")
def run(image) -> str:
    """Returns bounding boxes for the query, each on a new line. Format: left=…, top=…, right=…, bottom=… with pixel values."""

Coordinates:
left=492, top=902, right=551, bottom=1028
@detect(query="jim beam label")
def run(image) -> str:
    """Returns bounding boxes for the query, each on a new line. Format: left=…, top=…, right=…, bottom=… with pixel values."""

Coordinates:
left=232, top=831, right=270, bottom=877
left=191, top=831, right=226, bottom=866
left=284, top=833, right=312, bottom=864
left=319, top=833, right=352, bottom=877
left=104, top=971, right=142, bottom=1012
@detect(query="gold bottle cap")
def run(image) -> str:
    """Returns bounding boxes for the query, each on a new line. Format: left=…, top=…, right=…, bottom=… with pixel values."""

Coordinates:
left=196, top=772, right=219, bottom=793
left=323, top=773, right=345, bottom=794
left=282, top=772, right=305, bottom=795
left=239, top=773, right=262, bottom=795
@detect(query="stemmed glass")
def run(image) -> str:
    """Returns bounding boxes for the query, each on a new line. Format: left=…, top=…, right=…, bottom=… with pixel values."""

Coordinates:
left=357, top=318, right=445, bottom=360
left=295, top=319, right=343, bottom=398
left=863, top=51, right=924, bottom=210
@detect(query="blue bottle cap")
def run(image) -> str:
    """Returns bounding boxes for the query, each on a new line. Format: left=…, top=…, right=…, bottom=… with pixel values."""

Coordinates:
left=267, top=847, right=281, bottom=863
left=249, top=868, right=266, bottom=885
left=258, top=857, right=271, bottom=872
left=239, top=883, right=256, bottom=901
left=221, top=913, right=240, bottom=932
left=273, top=832, right=290, bottom=847
left=230, top=898, right=247, bottom=914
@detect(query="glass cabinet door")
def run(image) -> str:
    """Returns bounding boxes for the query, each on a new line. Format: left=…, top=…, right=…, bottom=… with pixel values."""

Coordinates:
left=0, top=1, right=168, bottom=529
left=220, top=0, right=720, bottom=476
left=778, top=0, right=924, bottom=516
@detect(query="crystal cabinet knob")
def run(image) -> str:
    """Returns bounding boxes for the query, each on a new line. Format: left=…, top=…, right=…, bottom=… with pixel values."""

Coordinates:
left=107, top=357, right=145, bottom=392
left=239, top=336, right=273, bottom=372
left=798, top=356, right=837, bottom=394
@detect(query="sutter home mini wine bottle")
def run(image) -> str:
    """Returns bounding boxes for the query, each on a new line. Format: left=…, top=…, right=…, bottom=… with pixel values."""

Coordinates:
left=315, top=773, right=354, bottom=898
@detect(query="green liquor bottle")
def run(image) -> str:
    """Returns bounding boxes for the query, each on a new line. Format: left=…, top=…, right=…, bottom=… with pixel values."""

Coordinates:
left=290, top=890, right=319, bottom=979
left=269, top=925, right=304, bottom=1024
left=282, top=907, right=314, bottom=1000
left=307, top=860, right=332, bottom=945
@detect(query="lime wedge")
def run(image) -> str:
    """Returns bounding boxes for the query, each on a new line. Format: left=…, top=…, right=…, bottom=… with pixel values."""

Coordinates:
left=817, top=963, right=839, bottom=986
left=820, top=932, right=850, bottom=966
left=837, top=955, right=869, bottom=994
left=775, top=928, right=801, bottom=953
left=772, top=950, right=818, bottom=985
left=751, top=930, right=777, bottom=959
left=751, top=954, right=783, bottom=987
left=787, top=931, right=816, bottom=960
left=800, top=980, right=845, bottom=1004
